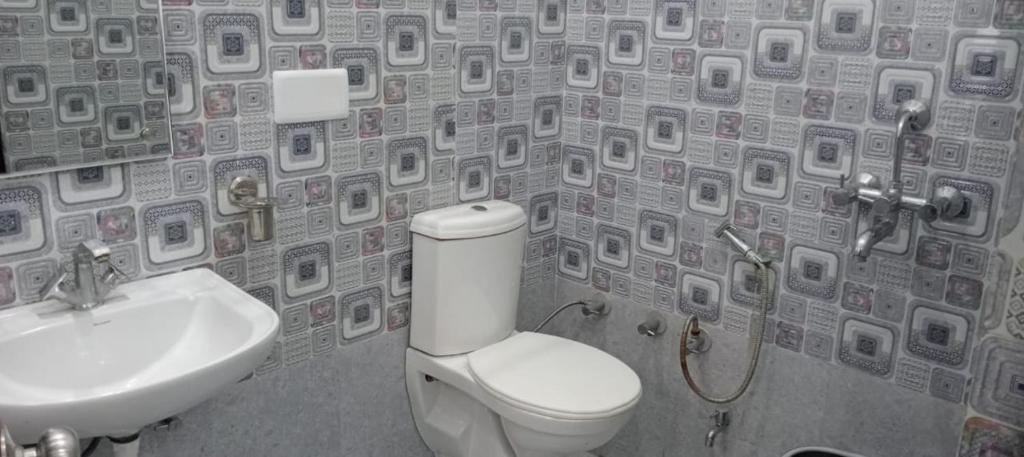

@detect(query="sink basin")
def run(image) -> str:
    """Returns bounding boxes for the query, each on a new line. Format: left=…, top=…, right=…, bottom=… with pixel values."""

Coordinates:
left=0, top=268, right=280, bottom=442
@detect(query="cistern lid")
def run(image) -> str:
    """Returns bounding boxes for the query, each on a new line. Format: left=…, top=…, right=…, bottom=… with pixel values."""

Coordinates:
left=410, top=201, right=527, bottom=239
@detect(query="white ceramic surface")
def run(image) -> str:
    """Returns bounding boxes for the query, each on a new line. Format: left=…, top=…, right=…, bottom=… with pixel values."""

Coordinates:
left=0, top=269, right=279, bottom=442
left=272, top=68, right=350, bottom=124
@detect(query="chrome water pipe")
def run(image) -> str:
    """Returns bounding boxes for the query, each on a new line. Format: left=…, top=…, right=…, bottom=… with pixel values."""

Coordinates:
left=1, top=421, right=80, bottom=457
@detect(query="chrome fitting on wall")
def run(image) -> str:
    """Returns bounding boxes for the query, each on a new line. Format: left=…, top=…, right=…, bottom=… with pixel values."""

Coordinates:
left=532, top=294, right=611, bottom=332
left=1, top=421, right=80, bottom=457
left=705, top=410, right=730, bottom=448
left=228, top=176, right=278, bottom=242
left=683, top=316, right=712, bottom=354
left=827, top=99, right=967, bottom=262
left=637, top=313, right=666, bottom=337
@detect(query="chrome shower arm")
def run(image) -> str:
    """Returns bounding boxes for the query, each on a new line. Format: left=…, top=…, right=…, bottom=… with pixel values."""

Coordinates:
left=890, top=99, right=931, bottom=193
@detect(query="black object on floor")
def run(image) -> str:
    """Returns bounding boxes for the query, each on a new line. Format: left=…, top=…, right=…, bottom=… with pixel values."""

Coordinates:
left=789, top=452, right=847, bottom=457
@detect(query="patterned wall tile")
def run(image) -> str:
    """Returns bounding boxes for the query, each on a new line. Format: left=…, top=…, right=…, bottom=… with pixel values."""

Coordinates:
left=553, top=2, right=1024, bottom=447
left=957, top=417, right=1023, bottom=457
left=140, top=198, right=209, bottom=270
left=970, top=337, right=1024, bottom=428
left=0, top=1, right=171, bottom=172
left=2, top=2, right=1024, bottom=450
left=0, top=0, right=567, bottom=388
left=0, top=181, right=50, bottom=261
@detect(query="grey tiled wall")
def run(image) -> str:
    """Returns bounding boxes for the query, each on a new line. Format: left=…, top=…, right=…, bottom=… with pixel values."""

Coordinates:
left=1, top=0, right=1023, bottom=455
left=0, top=0, right=172, bottom=172
left=0, top=0, right=565, bottom=372
left=542, top=0, right=1024, bottom=454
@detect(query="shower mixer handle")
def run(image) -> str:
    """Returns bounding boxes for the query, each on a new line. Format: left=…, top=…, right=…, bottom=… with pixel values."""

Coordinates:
left=830, top=175, right=856, bottom=206
left=932, top=186, right=967, bottom=221
left=830, top=172, right=883, bottom=208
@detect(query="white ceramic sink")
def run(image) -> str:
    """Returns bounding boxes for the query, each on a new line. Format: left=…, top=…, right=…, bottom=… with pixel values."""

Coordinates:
left=0, top=268, right=279, bottom=442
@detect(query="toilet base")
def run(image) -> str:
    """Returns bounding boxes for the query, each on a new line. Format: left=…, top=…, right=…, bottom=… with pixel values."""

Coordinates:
left=407, top=353, right=517, bottom=457
left=503, top=416, right=622, bottom=457
left=406, top=348, right=630, bottom=457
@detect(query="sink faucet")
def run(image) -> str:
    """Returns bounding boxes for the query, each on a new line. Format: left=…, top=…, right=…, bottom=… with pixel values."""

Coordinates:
left=705, top=409, right=729, bottom=448
left=829, top=100, right=966, bottom=262
left=42, top=240, right=127, bottom=310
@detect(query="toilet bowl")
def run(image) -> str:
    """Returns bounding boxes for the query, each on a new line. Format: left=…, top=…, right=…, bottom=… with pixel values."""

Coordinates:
left=406, top=332, right=641, bottom=457
left=405, top=202, right=641, bottom=457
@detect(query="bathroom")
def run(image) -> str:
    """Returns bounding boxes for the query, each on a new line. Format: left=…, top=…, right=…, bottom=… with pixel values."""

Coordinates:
left=0, top=0, right=1021, bottom=456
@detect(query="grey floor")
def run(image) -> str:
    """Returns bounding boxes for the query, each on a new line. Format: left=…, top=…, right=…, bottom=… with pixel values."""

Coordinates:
left=89, top=278, right=963, bottom=457
left=519, top=281, right=965, bottom=457
left=92, top=329, right=432, bottom=457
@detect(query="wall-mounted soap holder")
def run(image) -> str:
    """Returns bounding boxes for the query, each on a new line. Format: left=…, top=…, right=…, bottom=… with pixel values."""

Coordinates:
left=229, top=176, right=277, bottom=242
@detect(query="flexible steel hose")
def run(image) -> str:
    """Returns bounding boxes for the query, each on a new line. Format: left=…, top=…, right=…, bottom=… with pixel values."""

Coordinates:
left=679, top=262, right=772, bottom=404
left=533, top=300, right=587, bottom=332
left=533, top=298, right=606, bottom=332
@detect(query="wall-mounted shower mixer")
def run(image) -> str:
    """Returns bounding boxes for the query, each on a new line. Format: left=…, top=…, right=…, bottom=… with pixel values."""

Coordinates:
left=828, top=99, right=966, bottom=261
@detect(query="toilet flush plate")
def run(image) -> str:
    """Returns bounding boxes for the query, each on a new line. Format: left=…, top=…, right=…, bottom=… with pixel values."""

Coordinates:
left=272, top=68, right=350, bottom=124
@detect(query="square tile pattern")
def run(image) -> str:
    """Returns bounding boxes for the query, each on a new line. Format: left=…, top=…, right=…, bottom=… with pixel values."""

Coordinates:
left=0, top=0, right=172, bottom=172
left=0, top=0, right=1022, bottom=452
left=0, top=0, right=569, bottom=377
left=548, top=0, right=1024, bottom=450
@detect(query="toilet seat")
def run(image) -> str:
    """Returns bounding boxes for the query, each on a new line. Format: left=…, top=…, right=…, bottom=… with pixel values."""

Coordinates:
left=467, top=332, right=642, bottom=421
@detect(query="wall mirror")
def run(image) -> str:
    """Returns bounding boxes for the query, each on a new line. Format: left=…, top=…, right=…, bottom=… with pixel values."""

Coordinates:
left=0, top=0, right=171, bottom=177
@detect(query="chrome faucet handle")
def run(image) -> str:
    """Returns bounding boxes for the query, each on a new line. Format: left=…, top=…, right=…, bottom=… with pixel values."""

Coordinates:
left=916, top=202, right=940, bottom=223
left=75, top=240, right=111, bottom=261
left=825, top=174, right=848, bottom=206
left=100, top=261, right=129, bottom=288
left=830, top=187, right=858, bottom=207
left=711, top=409, right=729, bottom=423
left=77, top=240, right=127, bottom=291
left=40, top=271, right=71, bottom=301
left=932, top=186, right=967, bottom=221
left=831, top=172, right=883, bottom=207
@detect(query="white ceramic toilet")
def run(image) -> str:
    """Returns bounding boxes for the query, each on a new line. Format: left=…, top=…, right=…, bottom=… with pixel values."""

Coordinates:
left=405, top=201, right=642, bottom=457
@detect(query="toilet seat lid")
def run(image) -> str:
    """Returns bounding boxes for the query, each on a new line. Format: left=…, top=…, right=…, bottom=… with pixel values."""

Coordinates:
left=467, top=332, right=641, bottom=420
